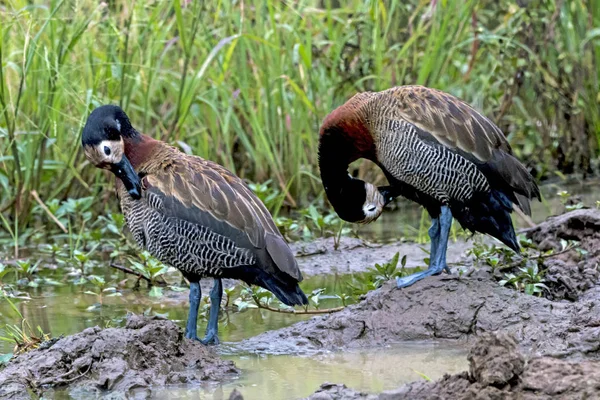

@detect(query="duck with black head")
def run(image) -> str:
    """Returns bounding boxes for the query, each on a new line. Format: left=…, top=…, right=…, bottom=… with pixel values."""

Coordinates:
left=82, top=105, right=308, bottom=345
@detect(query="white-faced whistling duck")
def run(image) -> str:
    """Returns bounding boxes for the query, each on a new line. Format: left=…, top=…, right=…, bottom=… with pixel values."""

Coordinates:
left=318, top=85, right=541, bottom=288
left=82, top=105, right=308, bottom=344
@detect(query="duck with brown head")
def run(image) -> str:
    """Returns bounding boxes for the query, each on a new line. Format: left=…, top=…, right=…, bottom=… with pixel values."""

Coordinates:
left=319, top=86, right=540, bottom=288
left=82, top=105, right=308, bottom=344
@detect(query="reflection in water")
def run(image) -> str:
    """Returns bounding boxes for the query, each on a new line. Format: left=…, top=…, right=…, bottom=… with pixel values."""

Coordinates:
left=0, top=273, right=359, bottom=354
left=149, top=343, right=467, bottom=399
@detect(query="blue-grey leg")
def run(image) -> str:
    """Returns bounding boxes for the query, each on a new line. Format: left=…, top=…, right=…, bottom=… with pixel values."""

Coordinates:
left=429, top=217, right=439, bottom=262
left=185, top=281, right=201, bottom=340
left=428, top=216, right=451, bottom=274
left=200, top=278, right=222, bottom=345
left=397, top=206, right=453, bottom=288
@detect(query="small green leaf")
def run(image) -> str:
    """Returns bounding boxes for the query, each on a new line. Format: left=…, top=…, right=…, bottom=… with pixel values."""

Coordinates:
left=0, top=353, right=13, bottom=365
left=149, top=286, right=163, bottom=297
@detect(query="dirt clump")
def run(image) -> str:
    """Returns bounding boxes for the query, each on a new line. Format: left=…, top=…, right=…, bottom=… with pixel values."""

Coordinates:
left=236, top=210, right=600, bottom=357
left=526, top=209, right=600, bottom=300
left=0, top=314, right=238, bottom=399
left=236, top=275, right=600, bottom=357
left=306, top=333, right=600, bottom=399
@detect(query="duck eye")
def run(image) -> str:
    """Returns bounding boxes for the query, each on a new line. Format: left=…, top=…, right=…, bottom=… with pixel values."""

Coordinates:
left=104, top=146, right=111, bottom=156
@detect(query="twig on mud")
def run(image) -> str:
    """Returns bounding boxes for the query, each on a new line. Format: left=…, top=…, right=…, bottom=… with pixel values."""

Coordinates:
left=499, top=245, right=577, bottom=272
left=41, top=362, right=93, bottom=385
left=295, top=249, right=326, bottom=257
left=109, top=263, right=167, bottom=286
left=63, top=362, right=93, bottom=383
left=252, top=298, right=345, bottom=315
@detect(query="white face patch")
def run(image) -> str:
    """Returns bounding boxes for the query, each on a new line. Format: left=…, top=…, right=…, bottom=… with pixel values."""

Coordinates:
left=84, top=139, right=124, bottom=167
left=359, top=182, right=385, bottom=224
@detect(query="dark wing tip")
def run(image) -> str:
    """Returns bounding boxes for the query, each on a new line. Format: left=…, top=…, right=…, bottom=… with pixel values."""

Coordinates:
left=265, top=233, right=303, bottom=282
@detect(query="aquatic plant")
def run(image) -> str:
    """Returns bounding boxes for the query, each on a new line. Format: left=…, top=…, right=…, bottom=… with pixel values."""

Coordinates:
left=0, top=295, right=51, bottom=360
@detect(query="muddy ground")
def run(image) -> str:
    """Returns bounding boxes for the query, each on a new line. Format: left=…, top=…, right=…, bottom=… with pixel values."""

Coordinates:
left=2, top=209, right=599, bottom=399
left=235, top=209, right=600, bottom=357
left=304, top=332, right=600, bottom=400
left=290, top=235, right=473, bottom=277
left=0, top=314, right=238, bottom=399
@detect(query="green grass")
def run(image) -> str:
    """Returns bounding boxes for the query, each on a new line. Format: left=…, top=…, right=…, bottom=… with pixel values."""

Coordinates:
left=0, top=0, right=599, bottom=250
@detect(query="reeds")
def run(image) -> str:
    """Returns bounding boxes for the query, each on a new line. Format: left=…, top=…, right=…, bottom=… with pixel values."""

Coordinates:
left=0, top=0, right=598, bottom=235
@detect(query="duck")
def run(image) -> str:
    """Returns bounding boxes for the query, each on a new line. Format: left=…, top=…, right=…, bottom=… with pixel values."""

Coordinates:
left=81, top=105, right=308, bottom=344
left=318, top=85, right=540, bottom=288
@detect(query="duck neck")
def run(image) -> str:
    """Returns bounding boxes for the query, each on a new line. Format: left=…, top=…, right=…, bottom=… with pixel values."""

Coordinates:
left=318, top=128, right=372, bottom=206
left=123, top=134, right=160, bottom=172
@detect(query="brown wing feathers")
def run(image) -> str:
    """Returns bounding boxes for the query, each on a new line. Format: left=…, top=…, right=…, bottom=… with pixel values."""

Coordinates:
left=362, top=86, right=540, bottom=214
left=142, top=148, right=302, bottom=281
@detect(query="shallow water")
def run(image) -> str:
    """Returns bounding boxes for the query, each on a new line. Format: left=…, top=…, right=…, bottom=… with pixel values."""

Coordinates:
left=151, top=343, right=467, bottom=399
left=0, top=272, right=466, bottom=399
left=0, top=274, right=349, bottom=354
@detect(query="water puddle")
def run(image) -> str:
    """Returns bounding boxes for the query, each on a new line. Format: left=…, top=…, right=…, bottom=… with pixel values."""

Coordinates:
left=150, top=343, right=467, bottom=399
left=0, top=273, right=362, bottom=355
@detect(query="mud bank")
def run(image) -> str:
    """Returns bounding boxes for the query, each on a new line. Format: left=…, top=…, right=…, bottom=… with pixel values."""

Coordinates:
left=290, top=236, right=473, bottom=277
left=306, top=333, right=600, bottom=399
left=235, top=209, right=600, bottom=357
left=0, top=315, right=238, bottom=399
left=525, top=208, right=600, bottom=300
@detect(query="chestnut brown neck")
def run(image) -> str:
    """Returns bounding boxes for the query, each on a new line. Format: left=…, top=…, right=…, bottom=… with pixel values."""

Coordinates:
left=319, top=104, right=375, bottom=162
left=123, top=134, right=160, bottom=171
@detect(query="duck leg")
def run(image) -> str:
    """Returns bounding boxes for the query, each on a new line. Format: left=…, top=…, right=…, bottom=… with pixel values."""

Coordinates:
left=397, top=206, right=452, bottom=288
left=200, top=278, right=222, bottom=345
left=428, top=216, right=451, bottom=275
left=185, top=281, right=202, bottom=340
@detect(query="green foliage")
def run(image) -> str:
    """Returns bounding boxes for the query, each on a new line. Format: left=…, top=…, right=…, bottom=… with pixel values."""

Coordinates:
left=347, top=252, right=415, bottom=297
left=466, top=236, right=587, bottom=297
left=499, top=264, right=549, bottom=296
left=0, top=294, right=51, bottom=358
left=276, top=204, right=350, bottom=243
left=557, top=190, right=584, bottom=211
left=83, top=275, right=122, bottom=305
left=127, top=251, right=170, bottom=287
left=0, top=0, right=598, bottom=251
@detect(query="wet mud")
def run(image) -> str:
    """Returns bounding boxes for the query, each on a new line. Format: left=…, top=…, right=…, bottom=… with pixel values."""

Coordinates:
left=235, top=209, right=600, bottom=357
left=305, top=333, right=600, bottom=399
left=525, top=208, right=600, bottom=300
left=2, top=210, right=598, bottom=398
left=0, top=315, right=238, bottom=399
left=290, top=236, right=473, bottom=277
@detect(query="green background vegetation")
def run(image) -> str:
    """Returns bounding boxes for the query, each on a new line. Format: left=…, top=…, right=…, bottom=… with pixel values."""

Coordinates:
left=1, top=0, right=599, bottom=244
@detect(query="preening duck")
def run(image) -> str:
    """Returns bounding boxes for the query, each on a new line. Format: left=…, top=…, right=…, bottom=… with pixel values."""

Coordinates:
left=82, top=105, right=308, bottom=344
left=318, top=86, right=540, bottom=288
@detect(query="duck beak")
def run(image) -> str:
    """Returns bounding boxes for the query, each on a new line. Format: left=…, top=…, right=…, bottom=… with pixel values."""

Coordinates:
left=111, top=156, right=142, bottom=200
left=379, top=187, right=396, bottom=206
